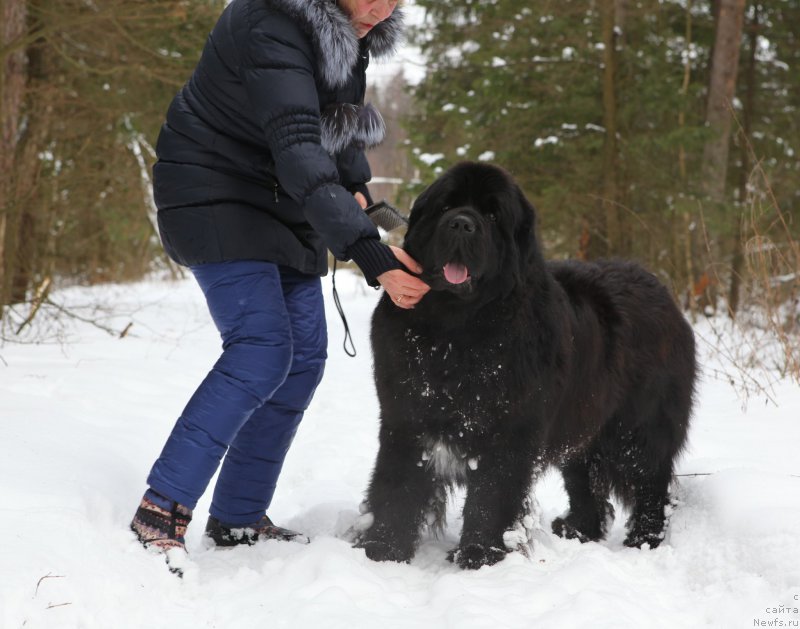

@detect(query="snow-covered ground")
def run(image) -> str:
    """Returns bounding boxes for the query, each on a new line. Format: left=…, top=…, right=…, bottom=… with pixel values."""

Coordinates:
left=1, top=271, right=798, bottom=629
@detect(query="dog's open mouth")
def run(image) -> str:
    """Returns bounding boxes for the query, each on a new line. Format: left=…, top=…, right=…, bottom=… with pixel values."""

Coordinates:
left=443, top=262, right=470, bottom=285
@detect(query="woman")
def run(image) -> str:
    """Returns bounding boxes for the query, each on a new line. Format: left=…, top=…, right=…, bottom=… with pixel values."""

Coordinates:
left=130, top=0, right=429, bottom=563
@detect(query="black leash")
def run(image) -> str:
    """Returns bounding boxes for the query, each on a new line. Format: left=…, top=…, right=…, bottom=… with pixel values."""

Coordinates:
left=331, top=259, right=357, bottom=357
left=329, top=200, right=407, bottom=358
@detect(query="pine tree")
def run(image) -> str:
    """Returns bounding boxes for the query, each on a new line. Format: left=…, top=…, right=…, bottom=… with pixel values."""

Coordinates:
left=405, top=0, right=720, bottom=288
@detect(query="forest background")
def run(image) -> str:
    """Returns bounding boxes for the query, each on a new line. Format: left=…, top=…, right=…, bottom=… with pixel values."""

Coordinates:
left=1, top=0, right=798, bottom=381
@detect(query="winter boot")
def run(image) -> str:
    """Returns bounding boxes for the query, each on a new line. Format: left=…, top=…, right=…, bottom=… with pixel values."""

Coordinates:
left=130, top=491, right=193, bottom=575
left=204, top=514, right=310, bottom=547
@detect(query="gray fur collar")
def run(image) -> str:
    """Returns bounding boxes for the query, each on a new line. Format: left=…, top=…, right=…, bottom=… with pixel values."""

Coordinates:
left=320, top=102, right=385, bottom=154
left=271, top=0, right=405, bottom=89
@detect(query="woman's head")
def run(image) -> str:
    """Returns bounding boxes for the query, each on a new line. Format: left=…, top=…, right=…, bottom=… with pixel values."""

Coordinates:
left=338, top=0, right=399, bottom=38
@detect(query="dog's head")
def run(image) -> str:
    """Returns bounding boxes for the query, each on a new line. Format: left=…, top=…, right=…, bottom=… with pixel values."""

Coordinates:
left=404, top=162, right=539, bottom=302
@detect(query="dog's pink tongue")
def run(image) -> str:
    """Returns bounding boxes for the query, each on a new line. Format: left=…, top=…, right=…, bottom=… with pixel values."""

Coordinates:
left=443, top=263, right=469, bottom=284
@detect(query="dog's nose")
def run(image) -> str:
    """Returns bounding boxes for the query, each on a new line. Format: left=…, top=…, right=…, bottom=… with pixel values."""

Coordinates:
left=449, top=214, right=476, bottom=233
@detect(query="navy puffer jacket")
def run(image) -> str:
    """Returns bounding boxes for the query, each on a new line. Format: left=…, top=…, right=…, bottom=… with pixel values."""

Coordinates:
left=153, top=0, right=403, bottom=283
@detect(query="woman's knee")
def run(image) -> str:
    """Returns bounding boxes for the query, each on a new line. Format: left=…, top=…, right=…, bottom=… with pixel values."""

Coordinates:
left=213, top=339, right=294, bottom=403
left=266, top=352, right=325, bottom=412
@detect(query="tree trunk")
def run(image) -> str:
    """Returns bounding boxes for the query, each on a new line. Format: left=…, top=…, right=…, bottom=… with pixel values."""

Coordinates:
left=676, top=0, right=694, bottom=308
left=693, top=0, right=745, bottom=315
left=728, top=5, right=759, bottom=318
left=702, top=0, right=746, bottom=203
left=0, top=0, right=28, bottom=314
left=600, top=0, right=621, bottom=256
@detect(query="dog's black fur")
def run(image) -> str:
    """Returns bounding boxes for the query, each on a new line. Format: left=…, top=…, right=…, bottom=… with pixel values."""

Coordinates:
left=358, top=162, right=696, bottom=569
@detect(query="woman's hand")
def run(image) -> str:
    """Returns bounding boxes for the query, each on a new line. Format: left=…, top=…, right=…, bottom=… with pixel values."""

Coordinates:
left=353, top=192, right=428, bottom=308
left=377, top=246, right=430, bottom=309
left=354, top=191, right=368, bottom=208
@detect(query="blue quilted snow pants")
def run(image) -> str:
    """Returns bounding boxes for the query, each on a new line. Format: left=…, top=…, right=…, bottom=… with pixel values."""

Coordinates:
left=147, top=260, right=327, bottom=525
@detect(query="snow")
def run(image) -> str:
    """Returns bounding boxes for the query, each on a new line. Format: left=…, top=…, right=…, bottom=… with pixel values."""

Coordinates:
left=417, top=152, right=445, bottom=165
left=1, top=271, right=799, bottom=629
left=534, top=136, right=559, bottom=148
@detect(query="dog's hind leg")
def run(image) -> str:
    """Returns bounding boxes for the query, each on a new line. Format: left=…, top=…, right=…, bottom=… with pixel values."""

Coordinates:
left=551, top=449, right=614, bottom=543
left=621, top=462, right=674, bottom=549
left=613, top=387, right=690, bottom=548
left=424, top=483, right=449, bottom=538
left=612, top=425, right=682, bottom=549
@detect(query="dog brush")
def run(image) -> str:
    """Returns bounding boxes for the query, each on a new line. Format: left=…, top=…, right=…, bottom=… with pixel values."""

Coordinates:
left=365, top=200, right=409, bottom=232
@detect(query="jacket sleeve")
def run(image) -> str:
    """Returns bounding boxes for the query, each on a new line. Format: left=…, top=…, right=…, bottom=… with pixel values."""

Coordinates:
left=337, top=143, right=372, bottom=196
left=240, top=11, right=399, bottom=283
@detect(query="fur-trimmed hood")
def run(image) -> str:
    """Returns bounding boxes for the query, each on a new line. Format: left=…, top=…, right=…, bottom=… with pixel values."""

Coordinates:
left=271, top=0, right=405, bottom=89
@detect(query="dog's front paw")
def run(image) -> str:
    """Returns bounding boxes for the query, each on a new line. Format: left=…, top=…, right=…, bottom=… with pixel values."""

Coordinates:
left=358, top=540, right=413, bottom=564
left=448, top=543, right=506, bottom=569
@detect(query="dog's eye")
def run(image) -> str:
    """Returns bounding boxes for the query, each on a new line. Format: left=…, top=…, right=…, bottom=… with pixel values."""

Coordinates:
left=441, top=205, right=450, bottom=214
left=487, top=212, right=497, bottom=222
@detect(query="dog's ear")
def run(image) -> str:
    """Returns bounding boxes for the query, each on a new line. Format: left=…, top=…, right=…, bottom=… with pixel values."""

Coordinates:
left=511, top=185, right=539, bottom=277
left=403, top=178, right=439, bottom=258
left=405, top=175, right=442, bottom=235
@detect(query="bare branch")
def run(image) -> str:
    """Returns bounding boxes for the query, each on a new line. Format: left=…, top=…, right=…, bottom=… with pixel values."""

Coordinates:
left=15, top=276, right=52, bottom=335
left=34, top=573, right=65, bottom=597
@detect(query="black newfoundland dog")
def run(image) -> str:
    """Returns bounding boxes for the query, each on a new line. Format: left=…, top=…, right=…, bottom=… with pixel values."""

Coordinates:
left=357, top=162, right=696, bottom=570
